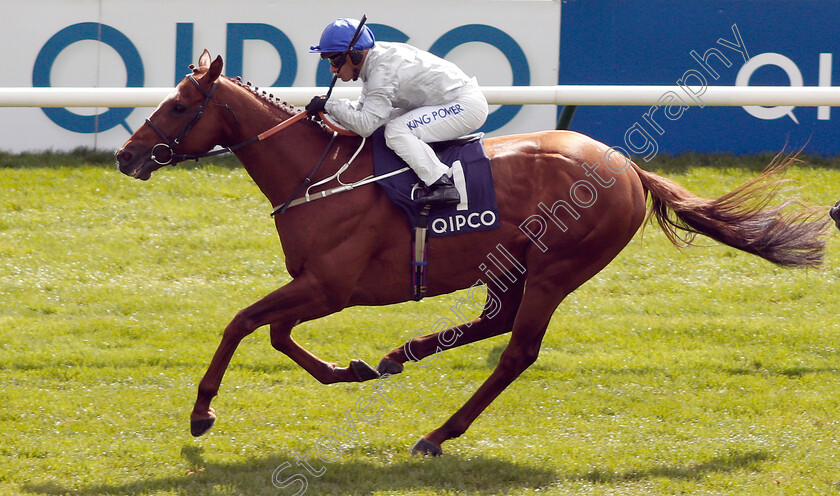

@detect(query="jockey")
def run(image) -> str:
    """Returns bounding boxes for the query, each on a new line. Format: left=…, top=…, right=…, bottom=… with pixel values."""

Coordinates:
left=307, top=18, right=489, bottom=206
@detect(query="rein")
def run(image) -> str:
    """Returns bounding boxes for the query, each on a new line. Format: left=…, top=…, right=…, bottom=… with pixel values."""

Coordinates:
left=145, top=75, right=309, bottom=166
left=145, top=75, right=368, bottom=215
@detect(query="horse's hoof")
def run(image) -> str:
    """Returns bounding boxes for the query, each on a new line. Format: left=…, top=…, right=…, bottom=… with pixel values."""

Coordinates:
left=410, top=437, right=443, bottom=457
left=350, top=359, right=380, bottom=382
left=191, top=417, right=215, bottom=437
left=829, top=202, right=840, bottom=230
left=376, top=358, right=404, bottom=375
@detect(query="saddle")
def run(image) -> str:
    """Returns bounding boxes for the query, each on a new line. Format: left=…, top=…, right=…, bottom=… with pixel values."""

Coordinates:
left=371, top=128, right=499, bottom=237
left=370, top=127, right=500, bottom=300
left=430, top=133, right=484, bottom=156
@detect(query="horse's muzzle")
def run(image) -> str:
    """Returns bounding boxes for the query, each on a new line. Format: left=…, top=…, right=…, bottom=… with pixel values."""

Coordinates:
left=115, top=145, right=156, bottom=180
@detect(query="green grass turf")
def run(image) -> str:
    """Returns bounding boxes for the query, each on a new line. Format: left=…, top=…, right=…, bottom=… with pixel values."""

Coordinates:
left=1, top=150, right=840, bottom=495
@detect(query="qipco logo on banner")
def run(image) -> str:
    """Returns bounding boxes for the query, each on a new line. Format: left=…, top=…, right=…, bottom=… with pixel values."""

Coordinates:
left=33, top=22, right=530, bottom=135
left=33, top=23, right=144, bottom=134
left=736, top=52, right=834, bottom=124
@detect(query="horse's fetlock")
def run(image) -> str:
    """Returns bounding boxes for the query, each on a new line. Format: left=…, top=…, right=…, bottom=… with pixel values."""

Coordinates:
left=197, top=383, right=218, bottom=400
left=315, top=366, right=339, bottom=385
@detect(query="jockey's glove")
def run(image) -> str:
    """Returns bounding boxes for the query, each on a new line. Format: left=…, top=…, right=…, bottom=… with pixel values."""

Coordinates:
left=306, top=96, right=328, bottom=118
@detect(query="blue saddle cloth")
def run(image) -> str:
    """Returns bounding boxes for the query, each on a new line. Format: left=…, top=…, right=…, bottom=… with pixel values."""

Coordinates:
left=371, top=128, right=500, bottom=237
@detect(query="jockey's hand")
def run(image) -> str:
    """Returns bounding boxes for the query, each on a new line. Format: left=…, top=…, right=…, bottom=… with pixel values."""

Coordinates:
left=306, top=96, right=328, bottom=118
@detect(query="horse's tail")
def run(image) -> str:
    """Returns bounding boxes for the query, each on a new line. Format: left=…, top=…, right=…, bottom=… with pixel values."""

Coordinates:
left=632, top=155, right=830, bottom=268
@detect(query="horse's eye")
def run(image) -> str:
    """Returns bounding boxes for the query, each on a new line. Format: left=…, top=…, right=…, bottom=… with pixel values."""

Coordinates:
left=173, top=103, right=188, bottom=114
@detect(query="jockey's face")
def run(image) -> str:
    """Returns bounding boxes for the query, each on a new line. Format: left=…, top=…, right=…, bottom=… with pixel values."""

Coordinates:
left=322, top=52, right=360, bottom=82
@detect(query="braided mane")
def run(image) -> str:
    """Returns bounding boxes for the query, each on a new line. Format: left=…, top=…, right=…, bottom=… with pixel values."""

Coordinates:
left=185, top=62, right=334, bottom=134
left=226, top=75, right=333, bottom=134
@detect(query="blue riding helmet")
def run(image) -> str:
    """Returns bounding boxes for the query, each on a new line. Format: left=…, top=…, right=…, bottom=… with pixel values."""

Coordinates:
left=310, top=18, right=375, bottom=53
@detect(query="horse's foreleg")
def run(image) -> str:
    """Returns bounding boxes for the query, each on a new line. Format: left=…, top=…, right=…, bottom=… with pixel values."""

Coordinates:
left=378, top=277, right=525, bottom=374
left=269, top=322, right=379, bottom=383
left=190, top=307, right=259, bottom=436
left=190, top=274, right=369, bottom=436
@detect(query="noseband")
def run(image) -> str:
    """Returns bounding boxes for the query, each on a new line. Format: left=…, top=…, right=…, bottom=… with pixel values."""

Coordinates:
left=144, top=76, right=221, bottom=166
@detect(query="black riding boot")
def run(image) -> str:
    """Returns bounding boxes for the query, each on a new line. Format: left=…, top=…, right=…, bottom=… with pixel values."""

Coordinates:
left=417, top=175, right=460, bottom=206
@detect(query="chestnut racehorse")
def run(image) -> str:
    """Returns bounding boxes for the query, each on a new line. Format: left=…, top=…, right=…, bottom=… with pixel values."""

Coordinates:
left=116, top=51, right=829, bottom=456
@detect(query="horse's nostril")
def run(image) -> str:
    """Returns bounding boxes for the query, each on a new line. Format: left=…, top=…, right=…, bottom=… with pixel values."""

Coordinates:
left=119, top=150, right=133, bottom=163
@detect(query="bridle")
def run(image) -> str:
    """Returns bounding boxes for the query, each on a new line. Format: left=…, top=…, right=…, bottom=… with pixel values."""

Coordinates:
left=144, top=74, right=358, bottom=168
left=141, top=75, right=358, bottom=215
left=144, top=76, right=224, bottom=166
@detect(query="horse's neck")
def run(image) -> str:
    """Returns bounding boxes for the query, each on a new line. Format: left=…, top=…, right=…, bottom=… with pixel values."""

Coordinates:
left=223, top=83, right=339, bottom=209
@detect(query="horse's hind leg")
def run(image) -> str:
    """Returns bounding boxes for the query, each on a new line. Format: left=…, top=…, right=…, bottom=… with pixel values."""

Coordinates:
left=269, top=321, right=380, bottom=383
left=377, top=276, right=525, bottom=374
left=412, top=244, right=627, bottom=455
left=412, top=279, right=559, bottom=455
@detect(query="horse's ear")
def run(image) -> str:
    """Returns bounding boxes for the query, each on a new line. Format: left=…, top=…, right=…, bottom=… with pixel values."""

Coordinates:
left=198, top=49, right=212, bottom=70
left=196, top=49, right=223, bottom=83
left=206, top=55, right=224, bottom=83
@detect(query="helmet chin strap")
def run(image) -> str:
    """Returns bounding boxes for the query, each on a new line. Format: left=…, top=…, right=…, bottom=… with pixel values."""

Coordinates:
left=349, top=50, right=365, bottom=81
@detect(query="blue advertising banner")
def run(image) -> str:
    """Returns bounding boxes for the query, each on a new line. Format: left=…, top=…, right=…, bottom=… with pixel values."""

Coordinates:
left=559, top=0, right=840, bottom=156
